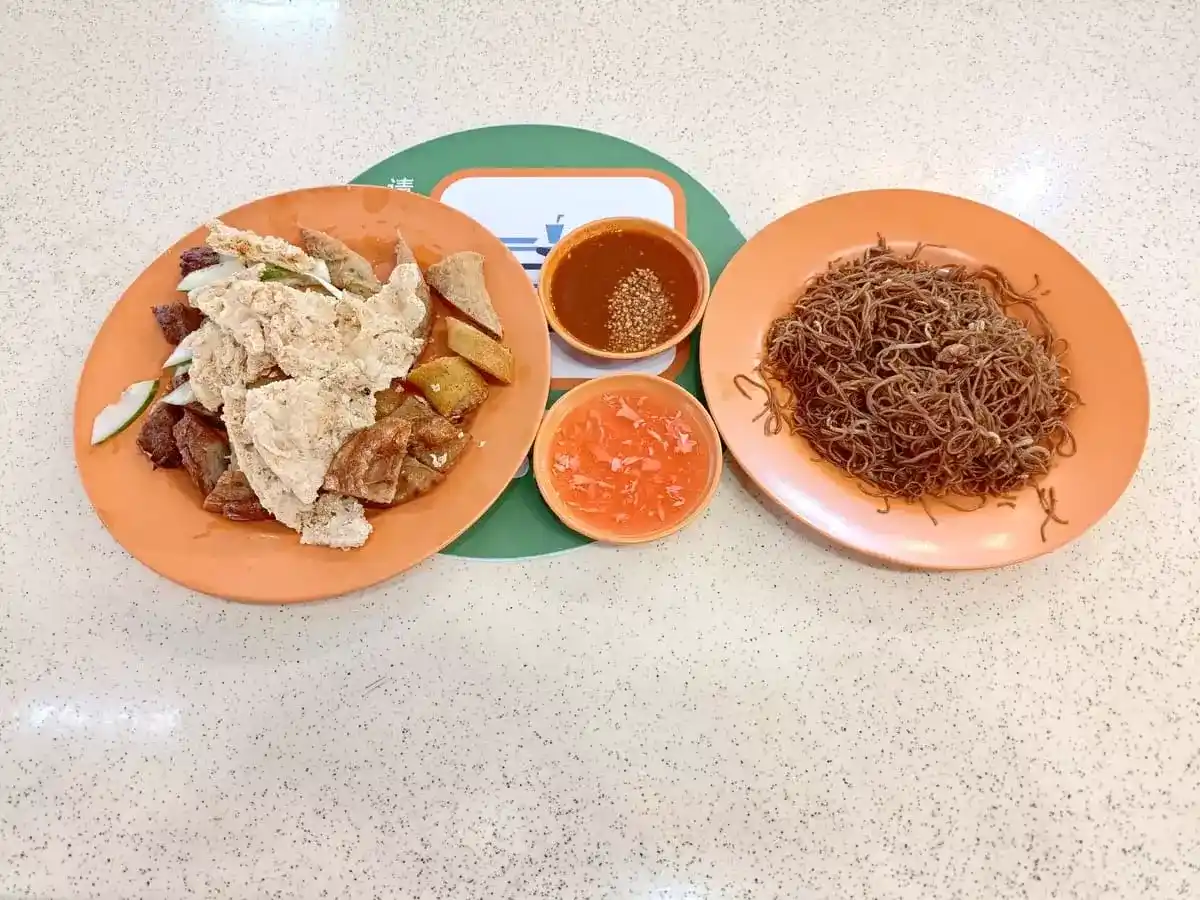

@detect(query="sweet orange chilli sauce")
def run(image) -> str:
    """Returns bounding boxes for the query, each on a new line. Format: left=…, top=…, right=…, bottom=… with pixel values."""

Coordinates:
left=547, top=391, right=711, bottom=535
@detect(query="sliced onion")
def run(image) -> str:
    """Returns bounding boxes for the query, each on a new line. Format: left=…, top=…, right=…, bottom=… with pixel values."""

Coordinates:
left=177, top=257, right=246, bottom=292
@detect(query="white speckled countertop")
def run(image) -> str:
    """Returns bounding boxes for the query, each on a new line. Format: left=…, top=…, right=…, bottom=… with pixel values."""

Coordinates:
left=2, top=0, right=1199, bottom=897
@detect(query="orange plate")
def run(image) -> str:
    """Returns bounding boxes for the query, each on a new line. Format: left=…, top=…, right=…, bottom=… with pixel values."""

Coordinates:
left=532, top=374, right=723, bottom=543
left=700, top=189, right=1149, bottom=569
left=74, top=186, right=551, bottom=602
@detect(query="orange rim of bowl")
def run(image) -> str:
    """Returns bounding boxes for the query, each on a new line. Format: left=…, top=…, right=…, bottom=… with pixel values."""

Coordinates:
left=537, top=217, right=711, bottom=361
left=531, top=373, right=724, bottom=543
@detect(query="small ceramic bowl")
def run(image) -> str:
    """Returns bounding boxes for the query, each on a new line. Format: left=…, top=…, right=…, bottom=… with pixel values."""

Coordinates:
left=538, top=217, right=711, bottom=360
left=532, top=373, right=723, bottom=544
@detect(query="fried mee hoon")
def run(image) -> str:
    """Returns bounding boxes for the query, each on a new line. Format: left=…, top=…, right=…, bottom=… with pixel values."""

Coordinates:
left=737, top=238, right=1079, bottom=526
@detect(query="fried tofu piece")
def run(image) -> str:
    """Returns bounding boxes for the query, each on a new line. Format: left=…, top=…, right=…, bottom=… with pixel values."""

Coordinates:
left=406, top=356, right=488, bottom=420
left=445, top=317, right=515, bottom=384
left=136, top=402, right=183, bottom=468
left=388, top=456, right=444, bottom=506
left=173, top=409, right=230, bottom=497
left=299, top=227, right=383, bottom=297
left=386, top=395, right=470, bottom=473
left=203, top=470, right=271, bottom=521
left=426, top=251, right=502, bottom=337
left=153, top=303, right=205, bottom=345
left=322, top=417, right=413, bottom=505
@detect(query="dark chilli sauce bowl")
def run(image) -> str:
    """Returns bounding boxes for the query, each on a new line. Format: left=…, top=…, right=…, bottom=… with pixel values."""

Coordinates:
left=537, top=217, right=711, bottom=361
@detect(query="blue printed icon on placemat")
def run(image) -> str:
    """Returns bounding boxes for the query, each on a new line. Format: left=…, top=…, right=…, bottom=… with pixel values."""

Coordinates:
left=500, top=215, right=565, bottom=276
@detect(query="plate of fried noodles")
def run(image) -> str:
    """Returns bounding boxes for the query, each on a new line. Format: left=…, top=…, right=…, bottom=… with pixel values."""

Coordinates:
left=699, top=189, right=1148, bottom=569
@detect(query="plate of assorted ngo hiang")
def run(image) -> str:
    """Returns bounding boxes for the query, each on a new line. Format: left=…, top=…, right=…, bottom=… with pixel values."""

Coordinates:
left=74, top=186, right=551, bottom=602
left=700, top=189, right=1149, bottom=569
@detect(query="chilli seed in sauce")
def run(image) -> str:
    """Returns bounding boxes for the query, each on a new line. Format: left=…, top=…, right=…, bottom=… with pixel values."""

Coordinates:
left=549, top=229, right=699, bottom=353
left=548, top=392, right=711, bottom=535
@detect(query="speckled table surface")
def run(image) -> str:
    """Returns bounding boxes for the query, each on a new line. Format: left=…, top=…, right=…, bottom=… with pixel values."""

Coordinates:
left=2, top=0, right=1198, bottom=897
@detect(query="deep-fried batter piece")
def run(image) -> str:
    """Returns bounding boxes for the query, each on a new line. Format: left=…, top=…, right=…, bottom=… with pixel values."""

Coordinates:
left=388, top=456, right=444, bottom=506
left=299, top=494, right=371, bottom=549
left=247, top=367, right=289, bottom=389
left=203, top=470, right=272, bottom=521
left=173, top=409, right=230, bottom=497
left=153, top=303, right=205, bottom=345
left=136, top=403, right=183, bottom=468
left=206, top=219, right=324, bottom=277
left=323, top=417, right=413, bottom=504
left=386, top=395, right=470, bottom=473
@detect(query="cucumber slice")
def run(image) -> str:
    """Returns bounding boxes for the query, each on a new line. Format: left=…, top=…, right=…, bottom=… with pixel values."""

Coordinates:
left=177, top=257, right=246, bottom=292
left=163, top=344, right=194, bottom=368
left=90, top=379, right=159, bottom=445
left=160, top=380, right=196, bottom=406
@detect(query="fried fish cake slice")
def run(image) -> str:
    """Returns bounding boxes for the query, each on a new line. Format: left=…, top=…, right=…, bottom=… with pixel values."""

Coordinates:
left=426, top=251, right=502, bottom=338
left=299, top=226, right=383, bottom=297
